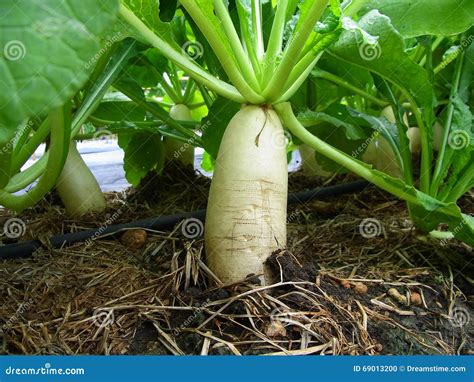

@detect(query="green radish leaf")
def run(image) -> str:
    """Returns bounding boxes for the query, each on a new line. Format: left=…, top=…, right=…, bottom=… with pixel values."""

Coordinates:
left=317, top=56, right=374, bottom=92
left=369, top=169, right=474, bottom=246
left=332, top=10, right=435, bottom=111
left=118, top=131, right=165, bottom=187
left=201, top=150, right=215, bottom=172
left=438, top=95, right=474, bottom=196
left=299, top=106, right=369, bottom=140
left=125, top=49, right=171, bottom=89
left=0, top=0, right=120, bottom=127
left=347, top=108, right=403, bottom=168
left=92, top=101, right=146, bottom=122
left=76, top=39, right=140, bottom=132
left=201, top=97, right=241, bottom=159
left=359, top=0, right=474, bottom=37
left=121, top=0, right=175, bottom=43
left=299, top=105, right=373, bottom=173
left=460, top=40, right=474, bottom=104
left=106, top=121, right=156, bottom=135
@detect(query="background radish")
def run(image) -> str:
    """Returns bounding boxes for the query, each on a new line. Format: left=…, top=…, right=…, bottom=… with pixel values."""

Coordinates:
left=166, top=104, right=195, bottom=167
left=56, top=143, right=107, bottom=217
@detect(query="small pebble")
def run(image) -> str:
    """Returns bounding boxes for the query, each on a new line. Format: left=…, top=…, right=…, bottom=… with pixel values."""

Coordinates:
left=410, top=292, right=422, bottom=306
left=341, top=279, right=351, bottom=289
left=353, top=282, right=368, bottom=294
left=120, top=229, right=147, bottom=250
left=265, top=321, right=287, bottom=337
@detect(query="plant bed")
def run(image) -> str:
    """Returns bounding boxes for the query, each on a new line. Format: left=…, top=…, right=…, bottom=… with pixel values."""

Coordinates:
left=1, top=171, right=472, bottom=355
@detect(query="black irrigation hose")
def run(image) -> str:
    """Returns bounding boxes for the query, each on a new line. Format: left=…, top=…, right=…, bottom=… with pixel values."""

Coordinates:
left=0, top=180, right=369, bottom=260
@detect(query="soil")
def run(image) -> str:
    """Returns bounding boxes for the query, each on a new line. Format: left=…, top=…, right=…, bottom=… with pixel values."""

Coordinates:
left=0, top=164, right=472, bottom=355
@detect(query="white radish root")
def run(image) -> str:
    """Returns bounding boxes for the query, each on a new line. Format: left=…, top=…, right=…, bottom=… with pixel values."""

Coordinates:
left=205, top=105, right=288, bottom=284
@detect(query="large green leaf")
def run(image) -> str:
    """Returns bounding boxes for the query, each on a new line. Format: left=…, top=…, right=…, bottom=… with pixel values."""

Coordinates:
left=92, top=101, right=146, bottom=122
left=360, top=0, right=474, bottom=38
left=331, top=10, right=435, bottom=110
left=298, top=105, right=373, bottom=173
left=0, top=0, right=119, bottom=127
left=118, top=130, right=165, bottom=187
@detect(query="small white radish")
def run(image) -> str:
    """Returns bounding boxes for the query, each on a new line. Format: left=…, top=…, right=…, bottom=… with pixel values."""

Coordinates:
left=404, top=121, right=444, bottom=154
left=56, top=142, right=107, bottom=216
left=165, top=104, right=195, bottom=167
left=362, top=135, right=403, bottom=178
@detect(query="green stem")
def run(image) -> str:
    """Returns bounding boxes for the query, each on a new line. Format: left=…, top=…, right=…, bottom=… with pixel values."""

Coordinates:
left=444, top=162, right=474, bottom=202
left=168, top=62, right=183, bottom=96
left=252, top=0, right=264, bottom=61
left=72, top=40, right=137, bottom=137
left=343, top=0, right=370, bottom=17
left=214, top=0, right=261, bottom=92
left=313, top=70, right=388, bottom=107
left=0, top=106, right=70, bottom=212
left=275, top=102, right=423, bottom=207
left=115, top=82, right=203, bottom=144
left=182, top=79, right=196, bottom=105
left=401, top=90, right=431, bottom=193
left=197, top=83, right=215, bottom=110
left=82, top=42, right=119, bottom=96
left=119, top=3, right=245, bottom=104
left=419, top=36, right=444, bottom=67
left=382, top=82, right=414, bottom=185
left=179, top=0, right=263, bottom=103
left=276, top=53, right=323, bottom=103
left=12, top=117, right=51, bottom=173
left=4, top=155, right=46, bottom=193
left=261, top=0, right=288, bottom=85
left=158, top=73, right=182, bottom=104
left=430, top=52, right=465, bottom=195
left=263, top=0, right=328, bottom=101
left=12, top=120, right=34, bottom=158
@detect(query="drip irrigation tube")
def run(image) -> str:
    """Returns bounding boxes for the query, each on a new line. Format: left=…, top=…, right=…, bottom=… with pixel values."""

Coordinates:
left=0, top=180, right=369, bottom=260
